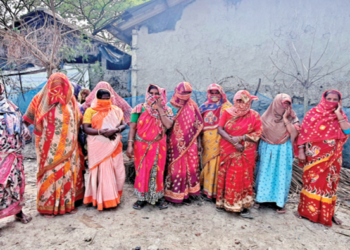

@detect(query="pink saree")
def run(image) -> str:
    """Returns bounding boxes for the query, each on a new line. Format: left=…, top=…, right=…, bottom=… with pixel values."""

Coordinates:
left=165, top=82, right=204, bottom=203
left=83, top=100, right=125, bottom=210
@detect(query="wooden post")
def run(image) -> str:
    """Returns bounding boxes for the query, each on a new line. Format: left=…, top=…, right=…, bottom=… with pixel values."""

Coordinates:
left=131, top=29, right=138, bottom=106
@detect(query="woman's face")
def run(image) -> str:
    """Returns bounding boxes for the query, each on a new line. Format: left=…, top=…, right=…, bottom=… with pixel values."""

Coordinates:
left=81, top=93, right=88, bottom=100
left=282, top=101, right=291, bottom=109
left=236, top=99, right=243, bottom=104
left=100, top=94, right=110, bottom=100
left=325, top=93, right=340, bottom=103
left=149, top=88, right=160, bottom=97
left=210, top=90, right=220, bottom=95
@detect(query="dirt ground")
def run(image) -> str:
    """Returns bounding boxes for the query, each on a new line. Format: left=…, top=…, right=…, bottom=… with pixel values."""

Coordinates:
left=2, top=158, right=350, bottom=250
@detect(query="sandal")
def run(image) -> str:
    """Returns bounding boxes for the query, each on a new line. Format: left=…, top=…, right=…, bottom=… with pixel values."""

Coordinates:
left=240, top=209, right=253, bottom=219
left=15, top=212, right=32, bottom=224
left=253, top=202, right=260, bottom=209
left=202, top=195, right=213, bottom=202
left=276, top=206, right=286, bottom=214
left=216, top=207, right=225, bottom=212
left=133, top=200, right=146, bottom=210
left=156, top=200, right=168, bottom=210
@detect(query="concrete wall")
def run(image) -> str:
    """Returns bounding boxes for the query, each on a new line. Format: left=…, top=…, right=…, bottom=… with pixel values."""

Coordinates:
left=134, top=0, right=350, bottom=106
left=90, top=57, right=131, bottom=98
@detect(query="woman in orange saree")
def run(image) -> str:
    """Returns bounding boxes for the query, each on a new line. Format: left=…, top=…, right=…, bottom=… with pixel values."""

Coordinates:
left=216, top=90, right=262, bottom=218
left=296, top=90, right=350, bottom=226
left=83, top=89, right=126, bottom=210
left=165, top=82, right=204, bottom=204
left=23, top=73, right=84, bottom=217
left=127, top=85, right=174, bottom=210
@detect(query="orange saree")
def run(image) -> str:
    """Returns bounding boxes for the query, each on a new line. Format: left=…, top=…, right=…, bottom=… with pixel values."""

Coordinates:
left=23, top=73, right=84, bottom=215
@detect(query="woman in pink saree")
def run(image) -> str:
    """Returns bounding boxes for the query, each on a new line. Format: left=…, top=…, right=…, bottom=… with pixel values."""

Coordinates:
left=83, top=89, right=126, bottom=210
left=165, top=82, right=204, bottom=204
left=127, top=85, right=174, bottom=210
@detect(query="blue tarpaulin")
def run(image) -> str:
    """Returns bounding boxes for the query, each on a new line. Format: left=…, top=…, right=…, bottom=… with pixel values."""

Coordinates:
left=7, top=88, right=350, bottom=168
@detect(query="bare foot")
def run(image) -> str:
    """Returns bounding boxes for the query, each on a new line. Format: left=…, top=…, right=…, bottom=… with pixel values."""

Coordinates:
left=333, top=216, right=343, bottom=225
left=294, top=211, right=302, bottom=219
left=69, top=208, right=78, bottom=214
left=44, top=214, right=55, bottom=218
left=15, top=211, right=32, bottom=224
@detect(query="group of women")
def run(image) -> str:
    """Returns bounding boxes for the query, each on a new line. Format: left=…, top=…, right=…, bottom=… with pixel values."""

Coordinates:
left=0, top=72, right=349, bottom=228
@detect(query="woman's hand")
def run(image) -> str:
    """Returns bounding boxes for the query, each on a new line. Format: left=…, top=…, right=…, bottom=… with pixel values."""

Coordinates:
left=283, top=107, right=291, bottom=120
left=229, top=136, right=240, bottom=145
left=22, top=125, right=31, bottom=141
left=298, top=148, right=307, bottom=165
left=102, top=128, right=118, bottom=138
left=155, top=98, right=163, bottom=111
left=335, top=103, right=342, bottom=116
left=126, top=145, right=134, bottom=159
left=235, top=143, right=245, bottom=152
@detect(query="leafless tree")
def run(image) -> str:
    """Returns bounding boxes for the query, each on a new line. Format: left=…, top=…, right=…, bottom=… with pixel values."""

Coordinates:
left=268, top=31, right=350, bottom=115
left=0, top=0, right=96, bottom=78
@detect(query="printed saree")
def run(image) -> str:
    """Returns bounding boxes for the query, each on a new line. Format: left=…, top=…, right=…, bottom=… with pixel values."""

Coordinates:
left=23, top=73, right=84, bottom=215
left=165, top=82, right=204, bottom=203
left=133, top=85, right=173, bottom=204
left=297, top=90, right=349, bottom=226
left=0, top=92, right=26, bottom=219
left=83, top=98, right=125, bottom=210
left=216, top=90, right=262, bottom=212
left=199, top=84, right=232, bottom=198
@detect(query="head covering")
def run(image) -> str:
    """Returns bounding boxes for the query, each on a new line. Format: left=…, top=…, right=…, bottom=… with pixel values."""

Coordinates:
left=23, top=72, right=74, bottom=135
left=261, top=94, right=299, bottom=145
left=170, top=82, right=193, bottom=108
left=78, top=88, right=90, bottom=104
left=0, top=83, right=22, bottom=135
left=226, top=90, right=258, bottom=117
left=199, top=83, right=228, bottom=113
left=91, top=89, right=112, bottom=112
left=82, top=81, right=132, bottom=124
left=142, top=84, right=171, bottom=119
left=298, top=89, right=348, bottom=145
left=199, top=83, right=232, bottom=131
left=70, top=81, right=82, bottom=100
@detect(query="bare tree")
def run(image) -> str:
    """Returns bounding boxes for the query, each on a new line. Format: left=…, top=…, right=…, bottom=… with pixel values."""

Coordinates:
left=0, top=0, right=96, bottom=78
left=268, top=31, right=350, bottom=115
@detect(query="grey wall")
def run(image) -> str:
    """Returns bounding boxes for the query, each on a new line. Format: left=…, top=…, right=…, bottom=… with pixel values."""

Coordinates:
left=134, top=0, right=350, bottom=106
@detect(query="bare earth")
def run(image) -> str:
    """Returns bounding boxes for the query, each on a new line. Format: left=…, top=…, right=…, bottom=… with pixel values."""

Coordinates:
left=1, top=158, right=350, bottom=250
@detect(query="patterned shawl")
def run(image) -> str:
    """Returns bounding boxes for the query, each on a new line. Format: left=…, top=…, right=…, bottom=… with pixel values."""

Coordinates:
left=82, top=81, right=132, bottom=124
left=261, top=93, right=299, bottom=145
left=298, top=89, right=348, bottom=145
left=168, top=82, right=204, bottom=167
left=0, top=83, right=22, bottom=135
left=199, top=83, right=232, bottom=131
left=170, top=82, right=193, bottom=107
left=23, top=72, right=75, bottom=136
left=226, top=90, right=258, bottom=117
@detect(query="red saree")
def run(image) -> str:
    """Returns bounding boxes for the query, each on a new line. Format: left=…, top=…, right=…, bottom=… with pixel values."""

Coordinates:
left=216, top=91, right=262, bottom=212
left=297, top=90, right=349, bottom=226
left=165, top=82, right=204, bottom=203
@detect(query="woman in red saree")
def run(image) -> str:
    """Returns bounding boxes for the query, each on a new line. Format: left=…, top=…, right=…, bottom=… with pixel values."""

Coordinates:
left=165, top=82, right=204, bottom=204
left=23, top=73, right=84, bottom=217
left=216, top=90, right=262, bottom=218
left=127, top=85, right=174, bottom=210
left=296, top=90, right=350, bottom=226
left=83, top=89, right=126, bottom=210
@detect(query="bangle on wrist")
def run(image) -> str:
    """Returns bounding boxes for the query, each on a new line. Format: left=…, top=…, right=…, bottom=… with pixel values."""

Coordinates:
left=285, top=121, right=291, bottom=126
left=339, top=119, right=346, bottom=123
left=128, top=140, right=134, bottom=143
left=98, top=129, right=100, bottom=135
left=298, top=145, right=305, bottom=148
